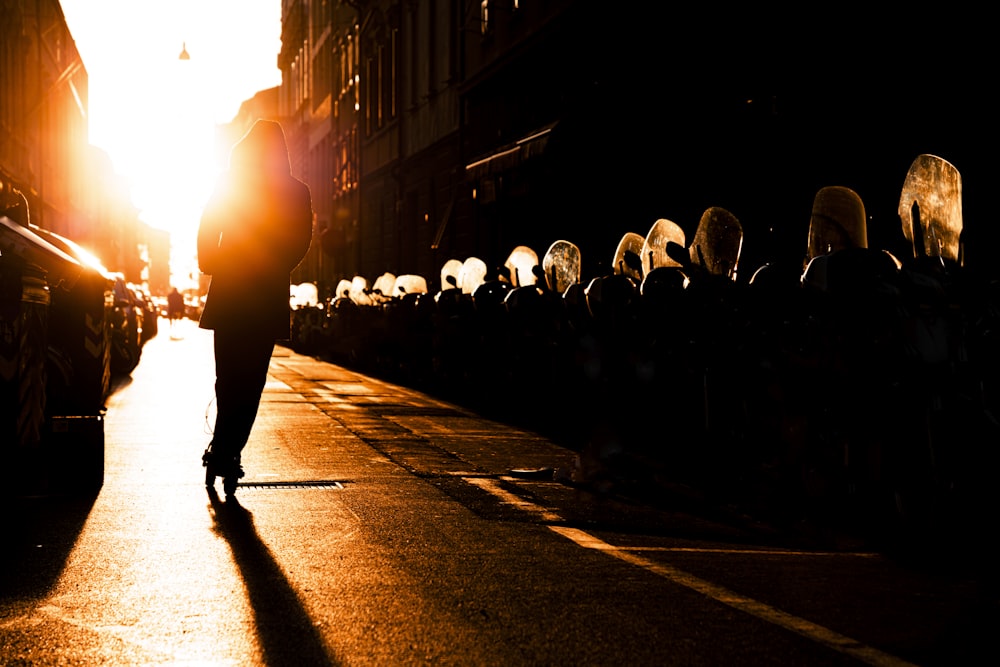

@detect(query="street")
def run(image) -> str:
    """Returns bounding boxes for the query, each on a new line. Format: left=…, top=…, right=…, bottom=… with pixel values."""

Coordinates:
left=1, top=317, right=996, bottom=666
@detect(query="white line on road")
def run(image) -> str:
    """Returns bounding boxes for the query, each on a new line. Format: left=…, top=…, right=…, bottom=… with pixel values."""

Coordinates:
left=463, top=477, right=563, bottom=522
left=549, top=525, right=918, bottom=667
left=617, top=545, right=879, bottom=557
left=465, top=475, right=906, bottom=664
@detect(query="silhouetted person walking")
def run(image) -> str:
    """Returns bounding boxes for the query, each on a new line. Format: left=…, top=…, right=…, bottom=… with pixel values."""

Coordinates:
left=198, top=120, right=313, bottom=496
left=167, top=287, right=184, bottom=329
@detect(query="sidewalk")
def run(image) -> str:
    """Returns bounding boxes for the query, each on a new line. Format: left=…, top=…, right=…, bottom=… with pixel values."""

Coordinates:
left=110, top=317, right=575, bottom=480
left=257, top=327, right=796, bottom=544
left=96, top=318, right=844, bottom=549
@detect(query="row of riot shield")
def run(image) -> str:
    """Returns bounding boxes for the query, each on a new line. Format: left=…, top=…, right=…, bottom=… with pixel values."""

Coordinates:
left=1, top=205, right=113, bottom=497
left=288, top=154, right=995, bottom=548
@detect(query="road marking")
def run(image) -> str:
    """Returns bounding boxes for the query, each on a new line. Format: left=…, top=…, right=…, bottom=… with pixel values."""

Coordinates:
left=467, top=474, right=900, bottom=662
left=464, top=477, right=563, bottom=522
left=467, top=476, right=876, bottom=558
left=549, top=526, right=917, bottom=667
left=617, top=546, right=879, bottom=558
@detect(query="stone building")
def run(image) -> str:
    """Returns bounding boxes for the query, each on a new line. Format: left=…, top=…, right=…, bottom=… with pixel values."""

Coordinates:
left=1, top=0, right=146, bottom=283
left=1, top=0, right=89, bottom=236
left=276, top=1, right=997, bottom=290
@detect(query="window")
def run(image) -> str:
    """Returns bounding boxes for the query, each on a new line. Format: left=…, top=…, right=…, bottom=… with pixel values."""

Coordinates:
left=350, top=128, right=357, bottom=189
left=347, top=36, right=354, bottom=87
left=352, top=34, right=360, bottom=112
left=390, top=28, right=398, bottom=118
left=338, top=45, right=345, bottom=95
left=377, top=44, right=385, bottom=128
left=312, top=40, right=331, bottom=110
left=365, top=57, right=375, bottom=134
left=481, top=0, right=490, bottom=34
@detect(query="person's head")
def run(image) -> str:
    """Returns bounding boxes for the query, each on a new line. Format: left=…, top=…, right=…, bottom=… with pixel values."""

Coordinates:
left=229, top=119, right=291, bottom=177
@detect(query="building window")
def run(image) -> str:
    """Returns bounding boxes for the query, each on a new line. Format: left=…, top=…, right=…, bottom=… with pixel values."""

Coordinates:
left=481, top=0, right=489, bottom=34
left=338, top=43, right=345, bottom=95
left=347, top=35, right=354, bottom=88
left=409, top=7, right=418, bottom=107
left=350, top=127, right=358, bottom=189
left=390, top=28, right=398, bottom=118
left=352, top=31, right=360, bottom=112
left=313, top=39, right=331, bottom=110
left=299, top=46, right=308, bottom=110
left=377, top=44, right=385, bottom=128
left=365, top=57, right=376, bottom=134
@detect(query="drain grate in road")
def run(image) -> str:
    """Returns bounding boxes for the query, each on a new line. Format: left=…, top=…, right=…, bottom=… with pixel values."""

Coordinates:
left=238, top=480, right=347, bottom=490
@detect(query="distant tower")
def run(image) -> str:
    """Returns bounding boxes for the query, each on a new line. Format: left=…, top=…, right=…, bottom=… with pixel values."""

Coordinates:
left=179, top=42, right=190, bottom=60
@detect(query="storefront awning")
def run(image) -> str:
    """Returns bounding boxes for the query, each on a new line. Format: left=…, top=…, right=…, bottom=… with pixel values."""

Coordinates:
left=465, top=122, right=557, bottom=181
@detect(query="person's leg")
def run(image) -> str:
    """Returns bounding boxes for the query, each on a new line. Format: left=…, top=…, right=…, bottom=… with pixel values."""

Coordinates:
left=209, top=329, right=275, bottom=468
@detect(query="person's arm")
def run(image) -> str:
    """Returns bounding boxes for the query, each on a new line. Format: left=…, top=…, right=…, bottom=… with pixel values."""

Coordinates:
left=197, top=188, right=226, bottom=275
left=282, top=182, right=314, bottom=272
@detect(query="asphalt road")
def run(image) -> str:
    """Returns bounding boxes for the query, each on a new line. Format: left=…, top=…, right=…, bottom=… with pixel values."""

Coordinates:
left=1, top=318, right=996, bottom=665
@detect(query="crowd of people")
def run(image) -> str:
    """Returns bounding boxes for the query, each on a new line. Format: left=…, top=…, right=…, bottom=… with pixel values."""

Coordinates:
left=285, top=156, right=1000, bottom=552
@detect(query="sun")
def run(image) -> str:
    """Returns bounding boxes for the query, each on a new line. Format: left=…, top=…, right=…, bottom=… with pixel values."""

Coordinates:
left=60, top=0, right=284, bottom=288
left=89, top=51, right=225, bottom=286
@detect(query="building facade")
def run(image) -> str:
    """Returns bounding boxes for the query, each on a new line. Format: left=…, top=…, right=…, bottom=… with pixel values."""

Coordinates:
left=1, top=0, right=87, bottom=237
left=275, top=2, right=998, bottom=291
left=1, top=0, right=146, bottom=284
left=276, top=1, right=657, bottom=291
left=274, top=1, right=758, bottom=290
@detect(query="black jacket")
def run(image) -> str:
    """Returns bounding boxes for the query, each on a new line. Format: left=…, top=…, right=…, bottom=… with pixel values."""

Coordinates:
left=197, top=120, right=312, bottom=339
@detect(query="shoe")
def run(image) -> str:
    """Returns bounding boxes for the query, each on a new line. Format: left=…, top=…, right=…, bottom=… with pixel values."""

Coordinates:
left=203, top=449, right=220, bottom=486
left=203, top=446, right=243, bottom=495
left=223, top=462, right=244, bottom=497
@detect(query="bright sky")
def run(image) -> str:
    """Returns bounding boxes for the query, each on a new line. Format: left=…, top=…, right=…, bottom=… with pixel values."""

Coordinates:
left=60, top=0, right=283, bottom=287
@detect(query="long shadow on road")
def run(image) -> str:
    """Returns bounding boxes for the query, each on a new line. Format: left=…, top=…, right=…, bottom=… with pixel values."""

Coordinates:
left=207, top=487, right=339, bottom=666
left=0, top=494, right=96, bottom=602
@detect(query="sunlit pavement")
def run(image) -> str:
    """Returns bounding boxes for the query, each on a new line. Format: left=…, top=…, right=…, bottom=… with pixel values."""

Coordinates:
left=30, top=319, right=257, bottom=663
left=2, top=317, right=586, bottom=664
left=6, top=317, right=1000, bottom=665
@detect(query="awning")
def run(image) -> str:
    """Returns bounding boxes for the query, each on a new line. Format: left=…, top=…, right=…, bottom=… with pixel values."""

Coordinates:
left=464, top=122, right=557, bottom=181
left=430, top=196, right=454, bottom=251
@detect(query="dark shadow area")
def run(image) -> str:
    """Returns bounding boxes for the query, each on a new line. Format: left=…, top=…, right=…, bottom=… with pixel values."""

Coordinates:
left=0, top=494, right=97, bottom=600
left=206, top=487, right=339, bottom=666
left=107, top=372, right=133, bottom=398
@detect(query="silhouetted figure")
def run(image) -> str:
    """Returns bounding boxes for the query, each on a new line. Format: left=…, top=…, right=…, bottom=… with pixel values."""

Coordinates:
left=166, top=287, right=184, bottom=327
left=198, top=120, right=313, bottom=495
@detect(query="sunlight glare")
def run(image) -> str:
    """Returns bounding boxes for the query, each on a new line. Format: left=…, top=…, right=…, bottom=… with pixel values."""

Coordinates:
left=60, top=0, right=283, bottom=289
left=128, top=53, right=220, bottom=288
